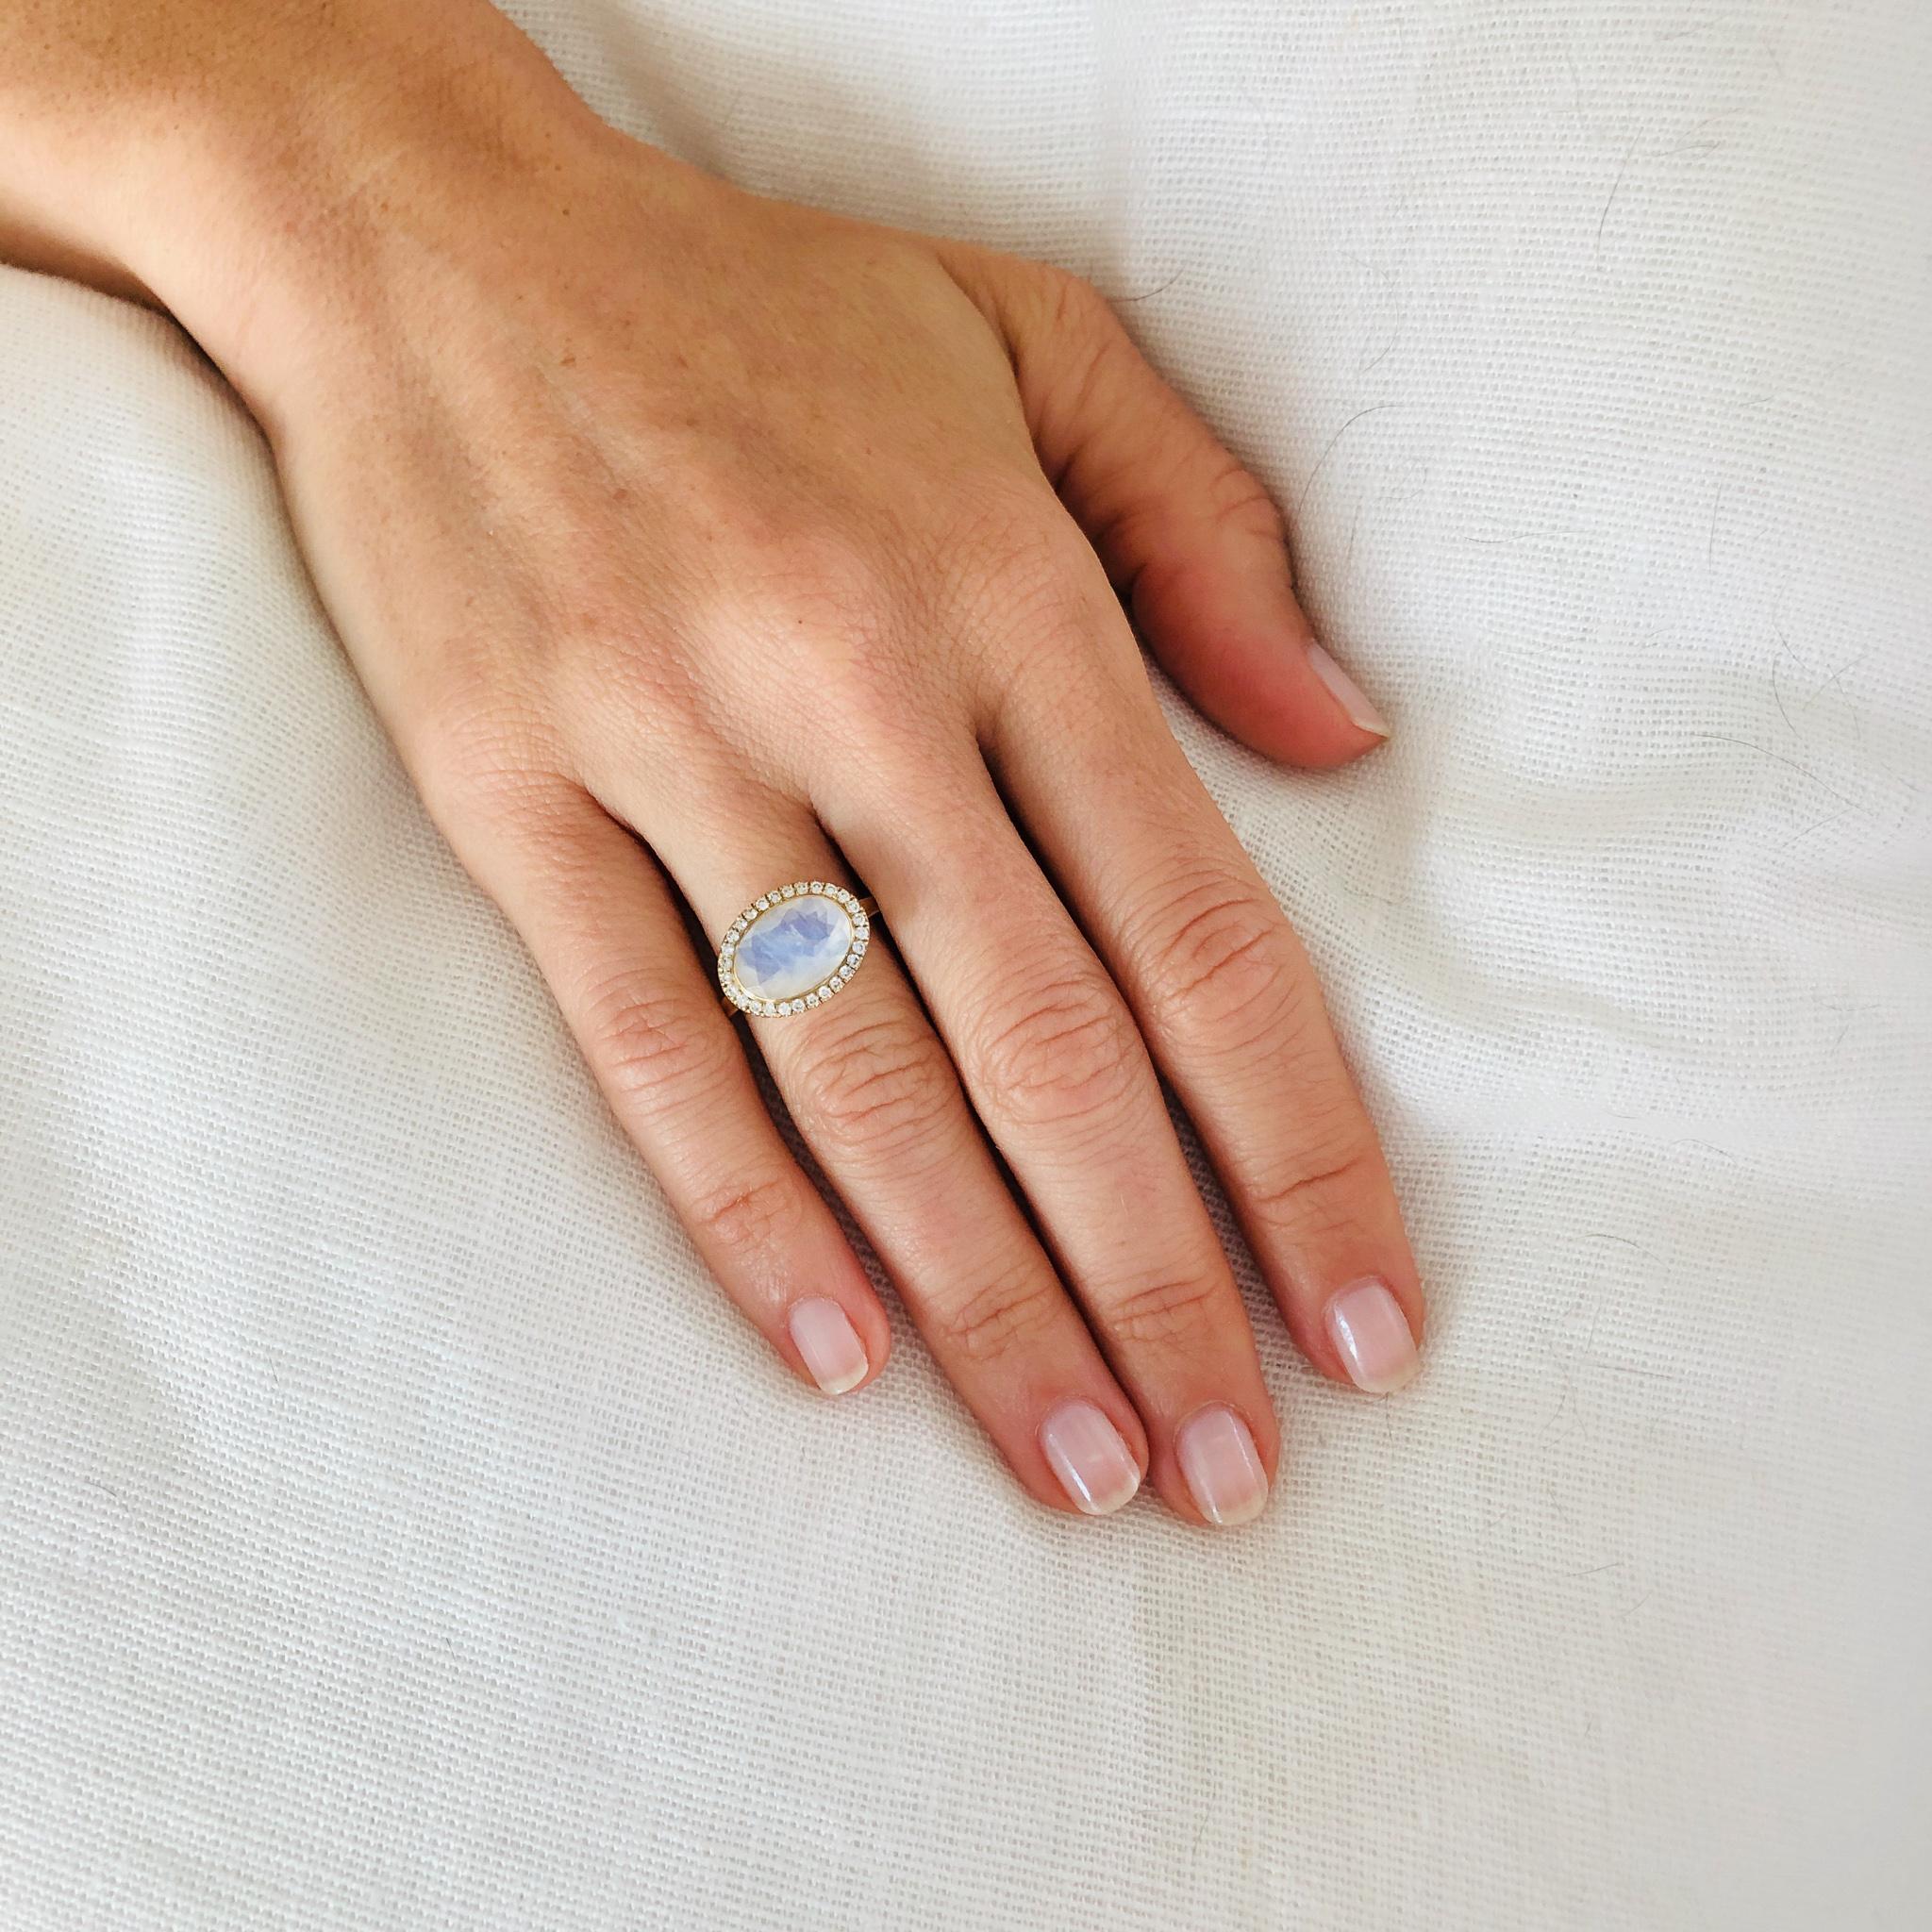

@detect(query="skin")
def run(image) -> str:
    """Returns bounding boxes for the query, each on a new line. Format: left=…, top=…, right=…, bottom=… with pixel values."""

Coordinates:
left=0, top=0, right=1424, bottom=1526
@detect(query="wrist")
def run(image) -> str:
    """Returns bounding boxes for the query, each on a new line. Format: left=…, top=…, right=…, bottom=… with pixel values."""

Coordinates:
left=0, top=0, right=634, bottom=408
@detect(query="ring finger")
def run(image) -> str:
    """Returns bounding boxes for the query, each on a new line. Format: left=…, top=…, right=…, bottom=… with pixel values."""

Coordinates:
left=642, top=780, right=1157, bottom=1522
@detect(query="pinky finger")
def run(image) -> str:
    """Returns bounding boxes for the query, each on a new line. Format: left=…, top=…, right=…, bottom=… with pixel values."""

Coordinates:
left=445, top=776, right=891, bottom=1399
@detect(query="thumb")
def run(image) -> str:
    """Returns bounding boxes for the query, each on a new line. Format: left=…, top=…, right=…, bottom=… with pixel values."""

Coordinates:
left=955, top=254, right=1388, bottom=768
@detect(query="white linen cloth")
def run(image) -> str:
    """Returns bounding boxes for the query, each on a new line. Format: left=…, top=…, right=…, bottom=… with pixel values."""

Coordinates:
left=3, top=3, right=1928, bottom=1925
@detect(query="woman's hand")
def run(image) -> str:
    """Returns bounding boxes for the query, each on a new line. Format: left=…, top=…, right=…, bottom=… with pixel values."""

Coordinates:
left=7, top=0, right=1424, bottom=1526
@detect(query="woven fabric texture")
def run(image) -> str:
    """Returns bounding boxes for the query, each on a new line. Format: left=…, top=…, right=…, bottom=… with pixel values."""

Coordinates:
left=2, top=3, right=1928, bottom=1926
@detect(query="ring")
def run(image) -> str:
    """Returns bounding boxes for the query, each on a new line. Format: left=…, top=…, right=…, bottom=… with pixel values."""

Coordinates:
left=716, top=881, right=877, bottom=1018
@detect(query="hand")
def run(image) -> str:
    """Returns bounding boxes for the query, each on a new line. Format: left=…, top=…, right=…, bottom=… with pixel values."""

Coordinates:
left=17, top=0, right=1424, bottom=1526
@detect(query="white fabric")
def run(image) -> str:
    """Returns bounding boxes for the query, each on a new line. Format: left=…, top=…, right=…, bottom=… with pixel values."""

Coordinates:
left=3, top=3, right=1928, bottom=1925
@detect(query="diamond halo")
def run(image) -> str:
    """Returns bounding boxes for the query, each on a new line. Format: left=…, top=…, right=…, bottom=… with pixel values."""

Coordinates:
left=716, top=881, right=874, bottom=1019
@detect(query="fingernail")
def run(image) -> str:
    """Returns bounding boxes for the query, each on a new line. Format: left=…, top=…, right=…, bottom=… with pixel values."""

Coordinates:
left=1325, top=1277, right=1421, bottom=1393
left=1040, top=1401, right=1142, bottom=1516
left=1176, top=1407, right=1270, bottom=1527
left=1306, top=641, right=1391, bottom=738
left=789, top=1297, right=870, bottom=1395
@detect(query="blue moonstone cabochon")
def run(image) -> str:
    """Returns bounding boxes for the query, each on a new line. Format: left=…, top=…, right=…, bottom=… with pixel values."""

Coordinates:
left=732, top=893, right=855, bottom=1002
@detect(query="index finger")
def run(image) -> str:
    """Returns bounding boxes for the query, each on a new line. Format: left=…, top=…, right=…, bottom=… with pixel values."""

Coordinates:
left=986, top=638, right=1424, bottom=1396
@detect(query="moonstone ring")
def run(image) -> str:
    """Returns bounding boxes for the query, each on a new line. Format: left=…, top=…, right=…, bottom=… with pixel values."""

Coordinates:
left=716, top=881, right=876, bottom=1018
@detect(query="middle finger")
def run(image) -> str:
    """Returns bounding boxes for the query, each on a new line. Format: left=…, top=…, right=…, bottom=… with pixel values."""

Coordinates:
left=830, top=746, right=1280, bottom=1529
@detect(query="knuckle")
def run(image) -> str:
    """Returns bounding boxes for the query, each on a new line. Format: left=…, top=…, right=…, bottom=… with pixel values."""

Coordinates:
left=580, top=971, right=730, bottom=1119
left=794, top=1008, right=958, bottom=1170
left=1244, top=1131, right=1384, bottom=1242
left=565, top=612, right=705, bottom=741
left=1036, top=262, right=1115, bottom=341
left=939, top=502, right=1118, bottom=714
left=1142, top=877, right=1301, bottom=1043
left=1193, top=453, right=1287, bottom=545
left=936, top=1265, right=1064, bottom=1366
left=409, top=686, right=572, bottom=831
left=1104, top=452, right=1283, bottom=591
left=1101, top=1269, right=1231, bottom=1350
left=954, top=508, right=1098, bottom=640
left=734, top=525, right=933, bottom=740
left=686, top=1168, right=809, bottom=1261
left=741, top=519, right=904, bottom=638
left=972, top=973, right=1141, bottom=1133
left=937, top=466, right=1064, bottom=574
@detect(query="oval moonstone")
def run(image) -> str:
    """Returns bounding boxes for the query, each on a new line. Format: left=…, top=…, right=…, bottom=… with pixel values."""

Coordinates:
left=731, top=891, right=855, bottom=1004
